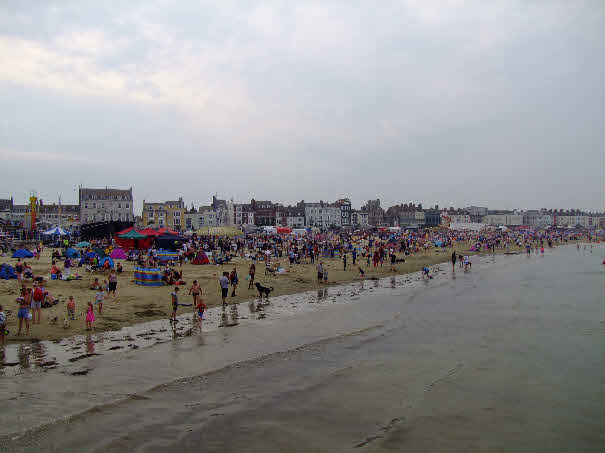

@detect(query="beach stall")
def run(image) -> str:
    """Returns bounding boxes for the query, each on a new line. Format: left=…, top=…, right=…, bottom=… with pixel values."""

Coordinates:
left=155, top=234, right=185, bottom=251
left=134, top=267, right=163, bottom=286
left=42, top=226, right=70, bottom=236
left=116, top=228, right=152, bottom=250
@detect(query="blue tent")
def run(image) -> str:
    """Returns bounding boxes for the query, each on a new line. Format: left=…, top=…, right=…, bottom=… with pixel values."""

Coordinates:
left=65, top=247, right=80, bottom=259
left=99, top=257, right=114, bottom=269
left=0, top=264, right=17, bottom=280
left=12, top=249, right=34, bottom=258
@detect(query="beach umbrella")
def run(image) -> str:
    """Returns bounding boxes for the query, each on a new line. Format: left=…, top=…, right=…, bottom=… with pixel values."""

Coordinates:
left=93, top=247, right=107, bottom=258
left=76, top=241, right=91, bottom=248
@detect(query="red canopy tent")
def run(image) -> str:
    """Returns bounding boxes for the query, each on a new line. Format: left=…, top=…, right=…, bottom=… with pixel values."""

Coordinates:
left=139, top=228, right=162, bottom=236
left=276, top=227, right=292, bottom=234
left=157, top=228, right=179, bottom=235
left=114, top=227, right=154, bottom=250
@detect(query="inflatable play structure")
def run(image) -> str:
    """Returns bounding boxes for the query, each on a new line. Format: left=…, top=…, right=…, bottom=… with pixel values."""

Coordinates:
left=12, top=249, right=34, bottom=258
left=134, top=267, right=162, bottom=286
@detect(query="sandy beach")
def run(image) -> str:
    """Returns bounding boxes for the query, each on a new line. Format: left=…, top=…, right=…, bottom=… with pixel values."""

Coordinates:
left=0, top=241, right=520, bottom=342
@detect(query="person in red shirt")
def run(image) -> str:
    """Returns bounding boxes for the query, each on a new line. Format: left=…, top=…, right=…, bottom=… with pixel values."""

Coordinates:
left=195, top=300, right=207, bottom=326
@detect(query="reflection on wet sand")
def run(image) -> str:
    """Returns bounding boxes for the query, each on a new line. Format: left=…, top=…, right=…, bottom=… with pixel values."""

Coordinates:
left=0, top=252, right=512, bottom=376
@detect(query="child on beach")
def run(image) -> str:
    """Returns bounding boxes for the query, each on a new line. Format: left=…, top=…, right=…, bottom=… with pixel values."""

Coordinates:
left=323, top=268, right=328, bottom=284
left=422, top=267, right=432, bottom=279
left=90, top=278, right=100, bottom=290
left=195, top=300, right=208, bottom=325
left=67, top=296, right=76, bottom=320
left=95, top=287, right=105, bottom=314
left=86, top=301, right=95, bottom=330
left=357, top=267, right=365, bottom=279
left=170, top=287, right=192, bottom=322
left=17, top=288, right=31, bottom=336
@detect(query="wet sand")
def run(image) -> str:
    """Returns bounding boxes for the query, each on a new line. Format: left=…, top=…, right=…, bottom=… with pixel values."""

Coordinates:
left=1, top=241, right=513, bottom=342
left=1, top=245, right=604, bottom=452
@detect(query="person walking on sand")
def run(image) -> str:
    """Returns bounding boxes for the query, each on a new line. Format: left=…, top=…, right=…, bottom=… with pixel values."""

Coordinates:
left=85, top=300, right=95, bottom=330
left=230, top=267, right=239, bottom=297
left=189, top=280, right=202, bottom=306
left=343, top=253, right=347, bottom=271
left=451, top=251, right=457, bottom=271
left=108, top=270, right=118, bottom=298
left=316, top=262, right=324, bottom=284
left=169, top=287, right=191, bottom=322
left=67, top=296, right=76, bottom=321
left=357, top=267, right=365, bottom=279
left=219, top=272, right=230, bottom=307
left=95, top=286, right=105, bottom=314
left=248, top=263, right=256, bottom=289
left=195, top=300, right=208, bottom=327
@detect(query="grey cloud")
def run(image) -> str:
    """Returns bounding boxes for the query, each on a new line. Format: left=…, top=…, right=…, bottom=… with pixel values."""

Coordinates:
left=0, top=0, right=603, bottom=212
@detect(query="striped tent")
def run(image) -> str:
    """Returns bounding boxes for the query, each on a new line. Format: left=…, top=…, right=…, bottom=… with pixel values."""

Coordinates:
left=134, top=267, right=163, bottom=286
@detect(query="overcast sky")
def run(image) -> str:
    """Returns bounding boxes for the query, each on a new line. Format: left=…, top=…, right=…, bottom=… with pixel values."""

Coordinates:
left=0, top=0, right=603, bottom=213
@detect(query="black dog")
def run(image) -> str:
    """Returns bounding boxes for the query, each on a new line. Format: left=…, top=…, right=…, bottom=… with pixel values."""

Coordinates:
left=255, top=282, right=274, bottom=298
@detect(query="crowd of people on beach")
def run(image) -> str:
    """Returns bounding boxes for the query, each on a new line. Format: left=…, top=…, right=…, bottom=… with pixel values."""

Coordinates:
left=0, top=225, right=600, bottom=342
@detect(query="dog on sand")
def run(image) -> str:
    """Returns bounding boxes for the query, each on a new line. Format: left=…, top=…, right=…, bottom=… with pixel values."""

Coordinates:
left=255, top=282, right=274, bottom=298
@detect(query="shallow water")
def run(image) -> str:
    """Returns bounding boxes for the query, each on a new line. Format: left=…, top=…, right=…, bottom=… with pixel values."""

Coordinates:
left=2, top=245, right=605, bottom=452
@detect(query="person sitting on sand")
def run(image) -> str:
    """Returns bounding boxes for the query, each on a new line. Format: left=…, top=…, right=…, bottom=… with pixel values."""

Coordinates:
left=90, top=277, right=100, bottom=290
left=50, top=261, right=62, bottom=279
left=116, top=262, right=123, bottom=274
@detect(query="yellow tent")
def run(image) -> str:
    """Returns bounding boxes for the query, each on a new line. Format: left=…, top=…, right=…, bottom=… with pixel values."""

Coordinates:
left=195, top=226, right=244, bottom=237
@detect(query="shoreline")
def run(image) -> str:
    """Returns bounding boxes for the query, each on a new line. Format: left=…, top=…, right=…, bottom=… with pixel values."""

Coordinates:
left=0, top=241, right=553, bottom=343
